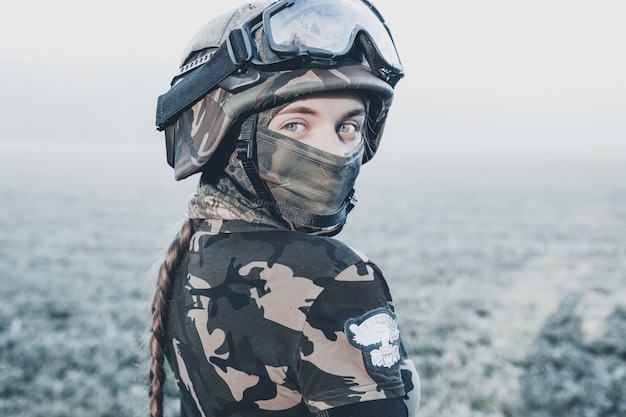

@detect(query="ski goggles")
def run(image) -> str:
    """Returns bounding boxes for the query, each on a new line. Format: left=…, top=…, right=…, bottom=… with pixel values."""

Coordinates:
left=156, top=0, right=403, bottom=130
left=249, top=0, right=402, bottom=76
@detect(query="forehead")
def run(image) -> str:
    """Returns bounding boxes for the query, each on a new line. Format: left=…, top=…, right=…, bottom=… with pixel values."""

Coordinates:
left=279, top=91, right=366, bottom=113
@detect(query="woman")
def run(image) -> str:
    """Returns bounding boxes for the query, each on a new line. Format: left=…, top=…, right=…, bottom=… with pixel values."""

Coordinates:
left=149, top=1, right=420, bottom=416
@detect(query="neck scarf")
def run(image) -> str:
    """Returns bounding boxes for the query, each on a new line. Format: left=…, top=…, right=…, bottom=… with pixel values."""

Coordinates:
left=186, top=149, right=287, bottom=231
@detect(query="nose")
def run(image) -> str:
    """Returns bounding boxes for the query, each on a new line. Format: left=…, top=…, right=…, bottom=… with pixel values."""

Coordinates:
left=309, top=126, right=345, bottom=156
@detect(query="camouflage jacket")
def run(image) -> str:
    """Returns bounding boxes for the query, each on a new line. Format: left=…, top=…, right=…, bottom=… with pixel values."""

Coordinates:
left=165, top=219, right=411, bottom=416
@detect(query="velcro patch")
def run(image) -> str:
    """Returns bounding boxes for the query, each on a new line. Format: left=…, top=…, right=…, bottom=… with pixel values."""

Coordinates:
left=345, top=308, right=402, bottom=373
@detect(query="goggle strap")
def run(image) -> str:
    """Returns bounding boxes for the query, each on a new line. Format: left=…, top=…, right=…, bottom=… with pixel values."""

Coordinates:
left=228, top=28, right=253, bottom=65
left=357, top=32, right=401, bottom=88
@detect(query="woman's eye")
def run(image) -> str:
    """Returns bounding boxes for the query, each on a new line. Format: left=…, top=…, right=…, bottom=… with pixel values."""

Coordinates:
left=283, top=122, right=303, bottom=132
left=338, top=123, right=362, bottom=142
left=339, top=123, right=357, bottom=134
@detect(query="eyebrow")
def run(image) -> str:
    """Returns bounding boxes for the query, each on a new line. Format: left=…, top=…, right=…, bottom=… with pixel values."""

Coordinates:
left=277, top=106, right=366, bottom=119
left=344, top=108, right=367, bottom=118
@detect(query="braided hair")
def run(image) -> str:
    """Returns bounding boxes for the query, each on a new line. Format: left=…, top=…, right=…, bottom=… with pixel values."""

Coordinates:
left=148, top=219, right=200, bottom=417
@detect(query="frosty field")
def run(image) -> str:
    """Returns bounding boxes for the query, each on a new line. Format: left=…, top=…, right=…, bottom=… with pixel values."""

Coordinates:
left=1, top=141, right=625, bottom=417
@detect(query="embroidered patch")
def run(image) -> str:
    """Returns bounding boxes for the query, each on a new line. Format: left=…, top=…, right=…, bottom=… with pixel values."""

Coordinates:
left=345, top=308, right=402, bottom=372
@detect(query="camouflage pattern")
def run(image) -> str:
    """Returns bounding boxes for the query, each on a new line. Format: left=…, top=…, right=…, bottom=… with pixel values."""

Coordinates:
left=165, top=220, right=413, bottom=416
left=255, top=124, right=364, bottom=218
left=160, top=0, right=395, bottom=181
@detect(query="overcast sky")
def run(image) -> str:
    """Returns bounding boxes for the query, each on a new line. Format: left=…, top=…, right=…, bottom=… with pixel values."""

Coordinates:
left=1, top=0, right=625, bottom=157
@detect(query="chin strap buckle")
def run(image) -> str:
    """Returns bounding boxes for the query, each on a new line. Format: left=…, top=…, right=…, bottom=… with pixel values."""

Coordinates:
left=236, top=113, right=256, bottom=161
left=346, top=189, right=358, bottom=214
left=235, top=114, right=276, bottom=207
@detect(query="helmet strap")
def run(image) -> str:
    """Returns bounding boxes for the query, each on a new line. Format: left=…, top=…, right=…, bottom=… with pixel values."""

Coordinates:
left=235, top=114, right=277, bottom=207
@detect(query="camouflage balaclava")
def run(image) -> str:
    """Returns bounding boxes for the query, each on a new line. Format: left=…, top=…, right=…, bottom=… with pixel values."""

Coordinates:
left=187, top=95, right=364, bottom=234
left=255, top=105, right=364, bottom=230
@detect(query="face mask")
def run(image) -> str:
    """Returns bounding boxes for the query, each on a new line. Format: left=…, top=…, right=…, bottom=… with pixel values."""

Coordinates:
left=255, top=125, right=364, bottom=229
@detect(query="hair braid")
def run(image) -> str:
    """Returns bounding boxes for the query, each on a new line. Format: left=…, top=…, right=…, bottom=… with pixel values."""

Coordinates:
left=149, top=219, right=198, bottom=417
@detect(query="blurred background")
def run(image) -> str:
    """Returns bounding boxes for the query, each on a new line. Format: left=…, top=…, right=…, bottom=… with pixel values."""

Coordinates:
left=1, top=0, right=625, bottom=155
left=1, top=1, right=625, bottom=416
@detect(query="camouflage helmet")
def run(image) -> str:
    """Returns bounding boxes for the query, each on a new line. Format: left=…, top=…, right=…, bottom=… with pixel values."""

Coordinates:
left=156, top=0, right=403, bottom=180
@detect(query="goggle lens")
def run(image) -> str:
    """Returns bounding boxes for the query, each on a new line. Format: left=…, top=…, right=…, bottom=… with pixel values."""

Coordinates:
left=265, top=0, right=402, bottom=70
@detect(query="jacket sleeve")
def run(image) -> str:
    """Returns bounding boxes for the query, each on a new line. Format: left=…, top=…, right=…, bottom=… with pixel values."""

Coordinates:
left=312, top=362, right=420, bottom=417
left=297, top=260, right=419, bottom=414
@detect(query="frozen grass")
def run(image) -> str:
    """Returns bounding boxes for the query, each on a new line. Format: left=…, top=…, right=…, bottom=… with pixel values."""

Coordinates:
left=1, top=142, right=625, bottom=416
